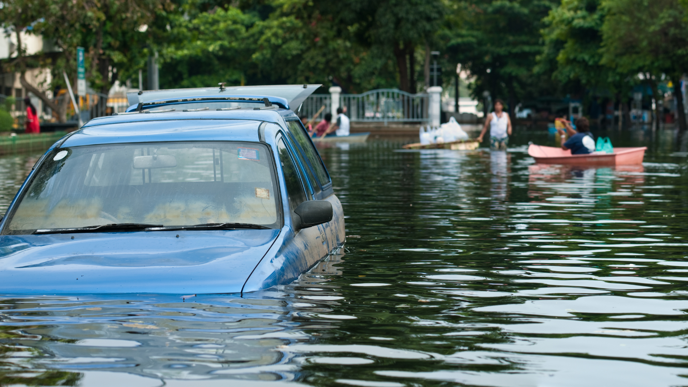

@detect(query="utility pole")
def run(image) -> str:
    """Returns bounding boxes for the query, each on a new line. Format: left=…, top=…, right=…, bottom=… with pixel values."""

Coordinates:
left=454, top=65, right=460, bottom=114
left=147, top=51, right=159, bottom=90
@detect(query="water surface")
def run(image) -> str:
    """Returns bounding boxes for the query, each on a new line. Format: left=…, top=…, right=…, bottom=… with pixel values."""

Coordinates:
left=2, top=127, right=688, bottom=386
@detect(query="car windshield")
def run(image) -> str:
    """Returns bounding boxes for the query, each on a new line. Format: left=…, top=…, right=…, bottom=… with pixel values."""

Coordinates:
left=5, top=142, right=279, bottom=234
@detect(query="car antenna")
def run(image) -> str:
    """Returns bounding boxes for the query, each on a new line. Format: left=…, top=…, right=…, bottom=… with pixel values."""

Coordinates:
left=263, top=98, right=272, bottom=107
left=218, top=82, right=226, bottom=92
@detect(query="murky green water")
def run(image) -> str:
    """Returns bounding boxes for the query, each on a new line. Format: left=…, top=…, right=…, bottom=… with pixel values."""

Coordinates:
left=2, top=127, right=688, bottom=386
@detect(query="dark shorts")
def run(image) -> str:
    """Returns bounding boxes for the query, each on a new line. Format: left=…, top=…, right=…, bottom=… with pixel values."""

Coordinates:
left=490, top=136, right=509, bottom=150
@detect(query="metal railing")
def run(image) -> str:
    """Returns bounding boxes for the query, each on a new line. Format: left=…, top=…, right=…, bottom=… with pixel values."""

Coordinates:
left=340, top=89, right=428, bottom=124
left=52, top=93, right=112, bottom=123
left=298, top=94, right=331, bottom=121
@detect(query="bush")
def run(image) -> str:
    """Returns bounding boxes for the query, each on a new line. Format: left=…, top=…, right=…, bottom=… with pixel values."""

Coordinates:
left=0, top=109, right=13, bottom=132
left=3, top=96, right=15, bottom=112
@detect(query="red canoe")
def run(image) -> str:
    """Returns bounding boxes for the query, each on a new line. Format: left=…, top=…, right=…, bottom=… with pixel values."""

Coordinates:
left=528, top=144, right=646, bottom=166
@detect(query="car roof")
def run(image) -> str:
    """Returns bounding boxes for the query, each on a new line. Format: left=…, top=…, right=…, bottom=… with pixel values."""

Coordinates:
left=63, top=110, right=297, bottom=147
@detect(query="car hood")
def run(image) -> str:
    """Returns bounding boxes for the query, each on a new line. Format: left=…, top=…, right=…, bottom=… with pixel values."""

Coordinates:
left=0, top=229, right=279, bottom=294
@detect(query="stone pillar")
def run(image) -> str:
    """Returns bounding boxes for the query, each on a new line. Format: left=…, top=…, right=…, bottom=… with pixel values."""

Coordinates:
left=428, top=86, right=442, bottom=127
left=329, top=86, right=341, bottom=117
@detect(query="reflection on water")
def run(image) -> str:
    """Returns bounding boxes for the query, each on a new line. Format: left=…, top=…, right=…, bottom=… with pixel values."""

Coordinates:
left=2, top=128, right=688, bottom=386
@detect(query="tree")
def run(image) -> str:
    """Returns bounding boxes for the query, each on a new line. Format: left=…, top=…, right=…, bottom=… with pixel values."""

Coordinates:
left=0, top=0, right=171, bottom=122
left=600, top=0, right=688, bottom=131
left=444, top=0, right=558, bottom=118
left=538, top=0, right=636, bottom=124
left=159, top=4, right=257, bottom=88
left=159, top=0, right=403, bottom=93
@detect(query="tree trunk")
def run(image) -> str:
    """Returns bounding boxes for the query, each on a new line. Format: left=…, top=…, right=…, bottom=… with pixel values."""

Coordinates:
left=673, top=77, right=687, bottom=132
left=393, top=42, right=410, bottom=93
left=648, top=79, right=661, bottom=130
left=423, top=42, right=430, bottom=90
left=507, top=85, right=516, bottom=120
left=623, top=98, right=631, bottom=128
left=407, top=44, right=416, bottom=94
left=15, top=29, right=66, bottom=123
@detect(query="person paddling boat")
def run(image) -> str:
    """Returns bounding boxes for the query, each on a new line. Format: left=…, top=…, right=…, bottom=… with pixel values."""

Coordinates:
left=557, top=117, right=595, bottom=155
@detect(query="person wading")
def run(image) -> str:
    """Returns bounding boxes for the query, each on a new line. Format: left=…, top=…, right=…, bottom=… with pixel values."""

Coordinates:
left=24, top=97, right=40, bottom=134
left=477, top=99, right=512, bottom=150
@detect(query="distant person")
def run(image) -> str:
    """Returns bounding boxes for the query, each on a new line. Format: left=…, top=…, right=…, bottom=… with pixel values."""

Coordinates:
left=24, top=97, right=40, bottom=134
left=300, top=115, right=312, bottom=133
left=557, top=117, right=595, bottom=155
left=314, top=113, right=332, bottom=138
left=327, top=106, right=350, bottom=136
left=477, top=99, right=512, bottom=150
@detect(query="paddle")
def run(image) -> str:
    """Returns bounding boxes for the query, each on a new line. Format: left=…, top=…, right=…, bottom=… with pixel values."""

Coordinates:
left=307, top=106, right=326, bottom=128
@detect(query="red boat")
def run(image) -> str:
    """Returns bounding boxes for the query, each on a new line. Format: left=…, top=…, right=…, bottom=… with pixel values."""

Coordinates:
left=528, top=144, right=646, bottom=166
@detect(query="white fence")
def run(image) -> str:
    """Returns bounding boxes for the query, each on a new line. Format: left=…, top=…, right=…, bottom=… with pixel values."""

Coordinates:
left=301, top=87, right=441, bottom=126
left=298, top=94, right=331, bottom=121
left=341, top=89, right=428, bottom=124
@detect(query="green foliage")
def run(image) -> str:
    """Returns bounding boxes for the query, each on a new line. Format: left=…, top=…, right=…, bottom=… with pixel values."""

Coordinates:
left=160, top=5, right=256, bottom=88
left=538, top=0, right=615, bottom=89
left=0, top=0, right=172, bottom=93
left=600, top=0, right=688, bottom=78
left=3, top=0, right=687, bottom=119
left=3, top=97, right=15, bottom=112
left=444, top=0, right=558, bottom=107
left=0, top=96, right=14, bottom=132
left=0, top=111, right=13, bottom=132
left=159, top=0, right=443, bottom=93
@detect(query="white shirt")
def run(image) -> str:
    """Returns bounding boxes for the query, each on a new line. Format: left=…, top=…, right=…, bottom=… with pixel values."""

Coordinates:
left=336, top=114, right=350, bottom=136
left=490, top=112, right=508, bottom=139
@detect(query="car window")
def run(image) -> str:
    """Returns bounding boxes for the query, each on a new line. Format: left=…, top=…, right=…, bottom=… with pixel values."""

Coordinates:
left=277, top=137, right=307, bottom=215
left=282, top=133, right=319, bottom=195
left=286, top=120, right=331, bottom=186
left=5, top=142, right=279, bottom=234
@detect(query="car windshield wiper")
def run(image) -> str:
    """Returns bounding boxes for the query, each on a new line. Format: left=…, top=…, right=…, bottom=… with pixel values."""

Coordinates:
left=156, top=222, right=272, bottom=231
left=34, top=223, right=163, bottom=234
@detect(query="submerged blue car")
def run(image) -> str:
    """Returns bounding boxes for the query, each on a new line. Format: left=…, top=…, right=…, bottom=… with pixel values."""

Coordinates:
left=0, top=85, right=345, bottom=294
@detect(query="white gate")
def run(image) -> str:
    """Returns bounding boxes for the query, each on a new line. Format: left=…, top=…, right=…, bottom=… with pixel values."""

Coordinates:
left=340, top=89, right=428, bottom=124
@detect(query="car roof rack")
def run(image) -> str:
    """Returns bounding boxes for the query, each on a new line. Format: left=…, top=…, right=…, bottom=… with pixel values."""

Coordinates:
left=127, top=84, right=321, bottom=111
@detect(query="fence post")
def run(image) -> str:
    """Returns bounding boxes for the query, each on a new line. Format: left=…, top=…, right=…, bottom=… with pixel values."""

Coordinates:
left=329, top=86, right=341, bottom=117
left=428, top=86, right=442, bottom=126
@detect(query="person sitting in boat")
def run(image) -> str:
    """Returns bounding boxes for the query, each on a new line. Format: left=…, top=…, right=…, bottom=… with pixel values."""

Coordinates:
left=300, top=115, right=313, bottom=133
left=314, top=113, right=332, bottom=138
left=326, top=106, right=350, bottom=137
left=557, top=117, right=595, bottom=154
left=477, top=99, right=512, bottom=150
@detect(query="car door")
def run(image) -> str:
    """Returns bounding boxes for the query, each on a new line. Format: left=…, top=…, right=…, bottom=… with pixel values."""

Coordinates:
left=284, top=120, right=344, bottom=251
left=274, top=134, right=330, bottom=277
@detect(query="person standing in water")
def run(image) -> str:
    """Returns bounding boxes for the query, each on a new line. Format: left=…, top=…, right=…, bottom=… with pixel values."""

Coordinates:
left=477, top=99, right=512, bottom=150
left=24, top=97, right=40, bottom=134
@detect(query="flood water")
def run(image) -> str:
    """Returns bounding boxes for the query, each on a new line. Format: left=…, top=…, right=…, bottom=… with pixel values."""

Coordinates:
left=2, top=126, right=688, bottom=386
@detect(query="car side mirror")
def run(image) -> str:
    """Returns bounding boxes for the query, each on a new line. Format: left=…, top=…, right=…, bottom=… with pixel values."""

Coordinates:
left=294, top=201, right=332, bottom=230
